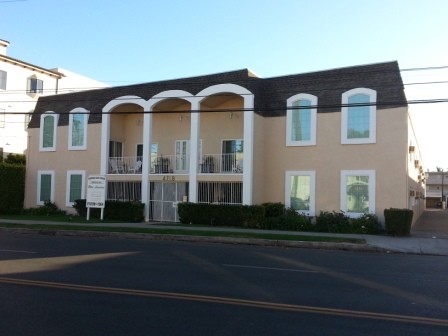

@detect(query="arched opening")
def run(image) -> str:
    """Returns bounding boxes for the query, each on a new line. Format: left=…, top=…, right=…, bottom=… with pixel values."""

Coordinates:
left=108, top=102, right=144, bottom=174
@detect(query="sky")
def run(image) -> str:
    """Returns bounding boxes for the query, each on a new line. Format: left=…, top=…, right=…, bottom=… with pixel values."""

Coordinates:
left=1, top=0, right=447, bottom=170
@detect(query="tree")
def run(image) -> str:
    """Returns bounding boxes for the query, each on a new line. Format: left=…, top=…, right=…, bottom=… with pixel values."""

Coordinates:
left=4, top=153, right=26, bottom=165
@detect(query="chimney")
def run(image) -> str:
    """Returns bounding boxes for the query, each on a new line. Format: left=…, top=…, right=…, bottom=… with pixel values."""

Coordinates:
left=0, top=39, right=10, bottom=56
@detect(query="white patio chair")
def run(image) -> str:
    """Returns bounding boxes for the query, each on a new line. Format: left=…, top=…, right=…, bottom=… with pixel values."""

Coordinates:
left=128, top=160, right=142, bottom=174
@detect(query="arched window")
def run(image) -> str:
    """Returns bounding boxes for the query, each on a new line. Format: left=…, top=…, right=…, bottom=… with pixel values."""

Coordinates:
left=341, top=88, right=376, bottom=144
left=69, top=108, right=89, bottom=150
left=39, top=112, right=58, bottom=151
left=286, top=93, right=317, bottom=146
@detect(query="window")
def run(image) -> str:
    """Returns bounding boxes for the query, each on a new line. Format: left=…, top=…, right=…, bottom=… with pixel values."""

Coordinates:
left=24, top=113, right=32, bottom=131
left=37, top=170, right=54, bottom=205
left=28, top=77, right=43, bottom=94
left=222, top=139, right=244, bottom=172
left=285, top=171, right=316, bottom=216
left=66, top=171, right=85, bottom=206
left=39, top=112, right=58, bottom=151
left=341, top=88, right=376, bottom=144
left=136, top=144, right=143, bottom=161
left=109, top=140, right=123, bottom=158
left=69, top=108, right=88, bottom=150
left=0, top=70, right=6, bottom=90
left=150, top=143, right=158, bottom=173
left=286, top=94, right=317, bottom=146
left=0, top=108, right=5, bottom=128
left=341, top=170, right=375, bottom=217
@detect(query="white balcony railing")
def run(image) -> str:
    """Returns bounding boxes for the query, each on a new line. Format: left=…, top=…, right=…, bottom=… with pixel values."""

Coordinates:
left=199, top=154, right=243, bottom=174
left=108, top=154, right=243, bottom=175
left=109, top=157, right=142, bottom=174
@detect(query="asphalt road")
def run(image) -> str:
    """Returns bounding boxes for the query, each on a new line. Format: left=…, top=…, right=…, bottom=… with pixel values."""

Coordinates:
left=0, top=231, right=447, bottom=336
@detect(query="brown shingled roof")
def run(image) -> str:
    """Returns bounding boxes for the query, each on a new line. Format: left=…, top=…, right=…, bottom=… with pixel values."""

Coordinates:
left=29, top=61, right=407, bottom=128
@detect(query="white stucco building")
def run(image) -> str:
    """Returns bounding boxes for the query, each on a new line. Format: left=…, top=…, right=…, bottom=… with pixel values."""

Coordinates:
left=0, top=39, right=109, bottom=157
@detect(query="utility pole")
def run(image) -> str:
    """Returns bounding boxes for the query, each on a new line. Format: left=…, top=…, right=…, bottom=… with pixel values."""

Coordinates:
left=436, top=167, right=446, bottom=209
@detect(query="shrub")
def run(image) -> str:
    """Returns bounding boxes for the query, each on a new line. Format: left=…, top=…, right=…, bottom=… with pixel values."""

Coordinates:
left=283, top=208, right=314, bottom=231
left=22, top=200, right=66, bottom=216
left=4, top=153, right=26, bottom=165
left=315, top=211, right=351, bottom=233
left=384, top=208, right=413, bottom=236
left=350, top=213, right=381, bottom=234
left=0, top=163, right=25, bottom=213
left=73, top=199, right=144, bottom=222
left=261, top=202, right=285, bottom=218
left=178, top=202, right=265, bottom=228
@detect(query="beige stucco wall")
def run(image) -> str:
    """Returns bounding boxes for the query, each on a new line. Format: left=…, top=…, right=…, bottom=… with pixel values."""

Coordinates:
left=152, top=98, right=244, bottom=156
left=24, top=124, right=102, bottom=213
left=254, top=107, right=410, bottom=224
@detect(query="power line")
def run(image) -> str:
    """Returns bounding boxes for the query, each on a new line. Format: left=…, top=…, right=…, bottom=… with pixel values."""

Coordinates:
left=1, top=63, right=448, bottom=97
left=1, top=98, right=447, bottom=116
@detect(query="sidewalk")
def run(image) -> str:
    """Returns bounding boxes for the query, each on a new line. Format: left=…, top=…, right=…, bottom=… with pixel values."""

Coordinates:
left=0, top=211, right=447, bottom=256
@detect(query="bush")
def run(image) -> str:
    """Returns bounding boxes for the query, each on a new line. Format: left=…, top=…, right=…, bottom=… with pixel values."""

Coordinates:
left=178, top=202, right=265, bottom=228
left=350, top=213, right=381, bottom=234
left=261, top=203, right=285, bottom=218
left=315, top=211, right=351, bottom=233
left=0, top=163, right=25, bottom=214
left=22, top=200, right=66, bottom=216
left=73, top=199, right=144, bottom=222
left=4, top=153, right=26, bottom=165
left=384, top=208, right=413, bottom=236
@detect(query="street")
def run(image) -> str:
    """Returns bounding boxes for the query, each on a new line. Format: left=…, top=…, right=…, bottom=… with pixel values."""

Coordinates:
left=0, top=231, right=447, bottom=335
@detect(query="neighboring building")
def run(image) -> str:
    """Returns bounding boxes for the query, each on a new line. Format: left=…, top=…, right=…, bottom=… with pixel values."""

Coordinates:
left=0, top=39, right=109, bottom=156
left=425, top=171, right=447, bottom=208
left=24, top=61, right=425, bottom=225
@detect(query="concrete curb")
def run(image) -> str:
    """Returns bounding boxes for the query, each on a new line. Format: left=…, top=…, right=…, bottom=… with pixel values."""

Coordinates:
left=1, top=227, right=389, bottom=254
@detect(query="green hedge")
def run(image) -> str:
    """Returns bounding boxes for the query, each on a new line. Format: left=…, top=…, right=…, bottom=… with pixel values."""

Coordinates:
left=73, top=199, right=144, bottom=222
left=0, top=163, right=25, bottom=214
left=384, top=208, right=413, bottom=236
left=178, top=202, right=314, bottom=231
left=178, top=202, right=265, bottom=228
left=177, top=203, right=384, bottom=234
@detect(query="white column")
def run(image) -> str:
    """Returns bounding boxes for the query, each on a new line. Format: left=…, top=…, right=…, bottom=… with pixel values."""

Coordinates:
left=142, top=107, right=152, bottom=221
left=100, top=109, right=110, bottom=175
left=188, top=99, right=201, bottom=203
left=243, top=95, right=254, bottom=205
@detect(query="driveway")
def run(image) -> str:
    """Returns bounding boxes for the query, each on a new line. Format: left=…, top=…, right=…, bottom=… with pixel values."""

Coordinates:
left=412, top=209, right=448, bottom=238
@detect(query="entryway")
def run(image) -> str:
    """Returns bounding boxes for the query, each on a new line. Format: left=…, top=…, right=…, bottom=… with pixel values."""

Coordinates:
left=149, top=182, right=188, bottom=222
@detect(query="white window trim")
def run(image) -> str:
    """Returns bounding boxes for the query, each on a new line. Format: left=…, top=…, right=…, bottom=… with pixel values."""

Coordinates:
left=68, top=108, right=89, bottom=150
left=286, top=93, right=317, bottom=146
left=340, top=170, right=376, bottom=218
left=66, top=170, right=86, bottom=206
left=285, top=170, right=316, bottom=216
left=39, top=111, right=58, bottom=152
left=341, top=88, right=376, bottom=144
left=37, top=170, right=55, bottom=206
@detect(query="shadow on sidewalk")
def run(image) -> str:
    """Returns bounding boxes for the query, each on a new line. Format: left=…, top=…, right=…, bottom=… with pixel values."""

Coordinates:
left=412, top=209, right=448, bottom=238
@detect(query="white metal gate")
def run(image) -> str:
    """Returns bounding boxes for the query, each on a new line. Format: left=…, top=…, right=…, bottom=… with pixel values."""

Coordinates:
left=150, top=182, right=188, bottom=222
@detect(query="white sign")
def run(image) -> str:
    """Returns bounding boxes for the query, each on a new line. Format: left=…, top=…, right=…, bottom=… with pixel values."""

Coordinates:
left=86, top=175, right=106, bottom=208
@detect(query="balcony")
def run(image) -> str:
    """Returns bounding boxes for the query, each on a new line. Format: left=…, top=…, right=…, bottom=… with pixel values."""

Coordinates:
left=199, top=154, right=243, bottom=174
left=108, top=154, right=243, bottom=175
left=108, top=157, right=143, bottom=174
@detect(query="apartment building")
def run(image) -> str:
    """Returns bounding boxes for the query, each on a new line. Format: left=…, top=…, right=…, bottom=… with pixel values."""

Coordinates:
left=425, top=171, right=447, bottom=208
left=0, top=39, right=109, bottom=156
left=24, top=61, right=425, bottom=225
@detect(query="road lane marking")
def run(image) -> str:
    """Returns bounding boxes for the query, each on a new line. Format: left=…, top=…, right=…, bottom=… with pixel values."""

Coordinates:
left=0, top=277, right=447, bottom=327
left=223, top=264, right=319, bottom=273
